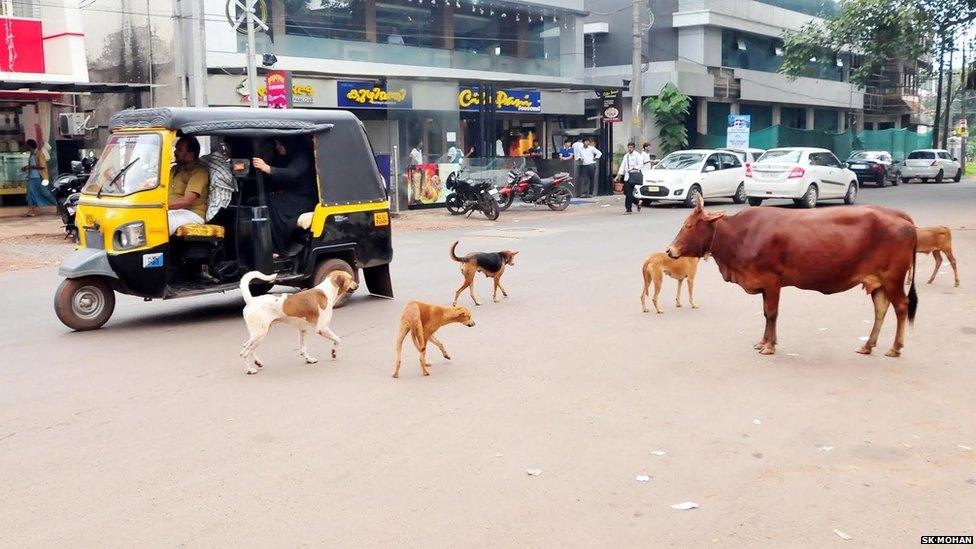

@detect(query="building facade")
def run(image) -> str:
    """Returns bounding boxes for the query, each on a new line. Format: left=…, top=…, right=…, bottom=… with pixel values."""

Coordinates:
left=583, top=0, right=920, bottom=154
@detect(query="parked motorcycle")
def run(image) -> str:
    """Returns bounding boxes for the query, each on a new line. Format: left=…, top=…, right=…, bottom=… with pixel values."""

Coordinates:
left=445, top=169, right=500, bottom=221
left=497, top=164, right=574, bottom=212
left=44, top=153, right=97, bottom=240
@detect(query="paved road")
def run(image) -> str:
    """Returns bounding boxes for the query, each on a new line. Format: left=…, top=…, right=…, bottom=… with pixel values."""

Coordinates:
left=2, top=182, right=975, bottom=547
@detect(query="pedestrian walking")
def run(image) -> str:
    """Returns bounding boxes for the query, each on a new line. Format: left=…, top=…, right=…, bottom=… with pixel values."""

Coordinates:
left=616, top=142, right=644, bottom=214
left=22, top=139, right=55, bottom=217
left=578, top=138, right=602, bottom=198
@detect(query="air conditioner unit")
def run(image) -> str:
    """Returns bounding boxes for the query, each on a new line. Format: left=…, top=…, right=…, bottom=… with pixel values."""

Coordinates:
left=59, top=113, right=89, bottom=136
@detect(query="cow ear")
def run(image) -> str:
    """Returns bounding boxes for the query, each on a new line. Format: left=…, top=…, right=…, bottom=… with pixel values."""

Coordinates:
left=694, top=193, right=704, bottom=212
left=705, top=210, right=725, bottom=222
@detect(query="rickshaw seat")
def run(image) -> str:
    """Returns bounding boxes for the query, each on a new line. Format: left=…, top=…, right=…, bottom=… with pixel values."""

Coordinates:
left=174, top=223, right=226, bottom=239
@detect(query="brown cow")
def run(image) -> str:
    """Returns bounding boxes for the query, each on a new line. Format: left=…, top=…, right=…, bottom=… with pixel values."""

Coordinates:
left=914, top=225, right=959, bottom=287
left=666, top=195, right=918, bottom=357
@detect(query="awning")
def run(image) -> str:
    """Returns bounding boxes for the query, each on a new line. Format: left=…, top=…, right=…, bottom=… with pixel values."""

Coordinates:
left=0, top=81, right=154, bottom=94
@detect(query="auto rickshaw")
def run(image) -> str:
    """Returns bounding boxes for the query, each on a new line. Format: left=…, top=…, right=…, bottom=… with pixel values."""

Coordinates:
left=54, top=107, right=393, bottom=331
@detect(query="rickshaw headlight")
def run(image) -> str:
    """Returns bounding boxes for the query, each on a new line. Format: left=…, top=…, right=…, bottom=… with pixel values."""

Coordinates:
left=114, top=222, right=147, bottom=250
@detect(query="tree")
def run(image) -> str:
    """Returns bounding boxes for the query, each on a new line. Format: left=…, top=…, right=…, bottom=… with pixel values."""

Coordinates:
left=643, top=82, right=691, bottom=156
left=780, top=0, right=976, bottom=86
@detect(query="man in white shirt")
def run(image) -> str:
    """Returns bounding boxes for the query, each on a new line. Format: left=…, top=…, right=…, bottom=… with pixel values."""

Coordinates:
left=640, top=142, right=656, bottom=173
left=616, top=142, right=644, bottom=214
left=578, top=138, right=602, bottom=197
left=571, top=138, right=585, bottom=164
left=409, top=143, right=423, bottom=166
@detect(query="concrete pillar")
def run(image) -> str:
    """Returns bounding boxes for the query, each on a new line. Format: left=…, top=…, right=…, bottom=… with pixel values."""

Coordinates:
left=730, top=102, right=740, bottom=115
left=697, top=98, right=709, bottom=135
left=894, top=117, right=902, bottom=130
left=805, top=107, right=815, bottom=130
left=771, top=104, right=782, bottom=126
left=871, top=122, right=879, bottom=130
left=364, top=0, right=376, bottom=42
left=855, top=114, right=865, bottom=134
left=837, top=110, right=846, bottom=132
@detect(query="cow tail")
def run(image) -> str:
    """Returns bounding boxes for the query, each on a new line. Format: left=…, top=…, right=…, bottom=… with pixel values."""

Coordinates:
left=908, top=242, right=918, bottom=326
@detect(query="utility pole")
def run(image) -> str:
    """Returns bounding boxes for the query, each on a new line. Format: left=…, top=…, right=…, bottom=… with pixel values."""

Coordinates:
left=231, top=0, right=268, bottom=108
left=943, top=43, right=955, bottom=148
left=933, top=42, right=945, bottom=148
left=630, top=0, right=642, bottom=144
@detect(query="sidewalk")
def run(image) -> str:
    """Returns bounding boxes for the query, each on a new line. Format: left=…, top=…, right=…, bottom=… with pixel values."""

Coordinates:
left=0, top=195, right=623, bottom=273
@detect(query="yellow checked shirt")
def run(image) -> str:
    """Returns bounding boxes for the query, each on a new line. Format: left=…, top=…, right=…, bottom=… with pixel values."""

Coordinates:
left=169, top=161, right=209, bottom=219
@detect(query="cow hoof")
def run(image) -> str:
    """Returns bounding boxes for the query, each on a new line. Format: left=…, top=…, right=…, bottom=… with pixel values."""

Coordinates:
left=856, top=346, right=872, bottom=355
left=753, top=341, right=766, bottom=350
left=885, top=349, right=901, bottom=358
left=758, top=345, right=775, bottom=355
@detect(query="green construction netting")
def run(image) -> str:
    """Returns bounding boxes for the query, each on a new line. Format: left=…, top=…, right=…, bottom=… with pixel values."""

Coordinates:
left=698, top=127, right=933, bottom=162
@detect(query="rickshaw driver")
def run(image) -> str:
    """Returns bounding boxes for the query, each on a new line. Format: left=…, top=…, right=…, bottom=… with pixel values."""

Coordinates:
left=168, top=135, right=210, bottom=235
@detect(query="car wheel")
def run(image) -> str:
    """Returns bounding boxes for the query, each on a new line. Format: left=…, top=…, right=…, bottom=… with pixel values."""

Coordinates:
left=732, top=183, right=746, bottom=204
left=921, top=178, right=929, bottom=183
left=844, top=182, right=857, bottom=205
left=953, top=169, right=962, bottom=182
left=313, top=257, right=357, bottom=308
left=747, top=197, right=763, bottom=207
left=54, top=276, right=116, bottom=331
left=900, top=175, right=909, bottom=185
left=877, top=174, right=886, bottom=188
left=794, top=185, right=817, bottom=208
left=683, top=185, right=702, bottom=208
left=935, top=170, right=944, bottom=183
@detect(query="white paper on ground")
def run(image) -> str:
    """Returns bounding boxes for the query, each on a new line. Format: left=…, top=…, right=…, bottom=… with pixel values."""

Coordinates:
left=526, top=469, right=542, bottom=476
left=635, top=475, right=651, bottom=482
left=649, top=451, right=667, bottom=456
left=833, top=529, right=852, bottom=540
left=671, top=502, right=699, bottom=510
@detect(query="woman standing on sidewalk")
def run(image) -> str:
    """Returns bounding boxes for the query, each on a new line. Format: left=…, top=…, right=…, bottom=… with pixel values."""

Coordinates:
left=22, top=139, right=56, bottom=217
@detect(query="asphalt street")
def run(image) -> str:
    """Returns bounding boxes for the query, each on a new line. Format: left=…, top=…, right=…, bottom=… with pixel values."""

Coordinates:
left=2, top=181, right=975, bottom=547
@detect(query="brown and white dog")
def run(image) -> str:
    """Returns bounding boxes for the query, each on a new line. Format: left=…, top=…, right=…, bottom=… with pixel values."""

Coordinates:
left=640, top=252, right=703, bottom=313
left=450, top=241, right=518, bottom=306
left=914, top=225, right=959, bottom=287
left=238, top=270, right=358, bottom=375
left=393, top=301, right=475, bottom=378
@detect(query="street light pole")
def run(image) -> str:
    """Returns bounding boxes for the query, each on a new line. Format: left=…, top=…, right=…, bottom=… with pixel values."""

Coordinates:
left=245, top=0, right=259, bottom=109
left=631, top=0, right=642, bottom=144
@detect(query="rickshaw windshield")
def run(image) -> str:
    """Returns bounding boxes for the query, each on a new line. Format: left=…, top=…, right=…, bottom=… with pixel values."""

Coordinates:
left=82, top=133, right=162, bottom=196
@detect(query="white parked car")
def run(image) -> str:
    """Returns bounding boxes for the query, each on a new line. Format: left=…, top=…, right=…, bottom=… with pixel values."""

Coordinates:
left=745, top=147, right=858, bottom=208
left=633, top=149, right=747, bottom=207
left=719, top=147, right=766, bottom=164
left=898, top=149, right=962, bottom=183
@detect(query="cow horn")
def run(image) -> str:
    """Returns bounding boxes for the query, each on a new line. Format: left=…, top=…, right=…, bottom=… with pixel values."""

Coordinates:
left=695, top=193, right=704, bottom=210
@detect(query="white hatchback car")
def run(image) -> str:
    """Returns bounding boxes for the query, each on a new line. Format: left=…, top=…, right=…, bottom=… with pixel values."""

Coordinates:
left=898, top=149, right=962, bottom=183
left=745, top=147, right=858, bottom=208
left=634, top=149, right=747, bottom=207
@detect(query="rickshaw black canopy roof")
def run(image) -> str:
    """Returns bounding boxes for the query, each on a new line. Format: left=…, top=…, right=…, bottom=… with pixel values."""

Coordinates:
left=109, top=107, right=388, bottom=207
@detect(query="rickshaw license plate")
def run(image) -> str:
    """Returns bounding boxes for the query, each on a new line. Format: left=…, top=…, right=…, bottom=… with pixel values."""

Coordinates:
left=373, top=212, right=389, bottom=227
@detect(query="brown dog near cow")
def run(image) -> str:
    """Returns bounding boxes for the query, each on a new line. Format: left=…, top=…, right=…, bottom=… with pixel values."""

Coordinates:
left=641, top=252, right=702, bottom=313
left=393, top=301, right=476, bottom=378
left=450, top=241, right=518, bottom=306
left=666, top=194, right=918, bottom=357
left=913, top=225, right=959, bottom=287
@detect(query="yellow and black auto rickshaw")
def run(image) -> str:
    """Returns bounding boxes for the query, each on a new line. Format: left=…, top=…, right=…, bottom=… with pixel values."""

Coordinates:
left=54, top=107, right=393, bottom=330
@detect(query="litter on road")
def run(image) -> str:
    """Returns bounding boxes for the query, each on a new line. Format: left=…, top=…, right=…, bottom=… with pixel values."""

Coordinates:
left=833, top=529, right=852, bottom=540
left=671, top=502, right=699, bottom=510
left=818, top=446, right=834, bottom=452
left=526, top=469, right=542, bottom=476
left=958, top=445, right=973, bottom=451
left=753, top=418, right=762, bottom=425
left=649, top=450, right=667, bottom=456
left=635, top=475, right=651, bottom=482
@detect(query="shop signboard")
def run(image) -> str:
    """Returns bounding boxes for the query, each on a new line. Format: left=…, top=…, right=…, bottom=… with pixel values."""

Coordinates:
left=599, top=90, right=622, bottom=124
left=264, top=71, right=291, bottom=109
left=726, top=114, right=751, bottom=148
left=458, top=88, right=542, bottom=113
left=236, top=78, right=315, bottom=105
left=337, top=81, right=411, bottom=109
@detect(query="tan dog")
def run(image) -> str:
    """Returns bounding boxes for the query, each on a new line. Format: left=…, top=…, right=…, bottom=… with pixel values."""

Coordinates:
left=393, top=301, right=475, bottom=378
left=450, top=241, right=518, bottom=306
left=640, top=252, right=702, bottom=313
left=915, top=225, right=959, bottom=287
left=238, top=270, right=358, bottom=375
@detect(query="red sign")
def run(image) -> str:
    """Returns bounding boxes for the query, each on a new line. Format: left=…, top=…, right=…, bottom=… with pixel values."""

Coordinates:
left=264, top=70, right=291, bottom=109
left=0, top=18, right=46, bottom=73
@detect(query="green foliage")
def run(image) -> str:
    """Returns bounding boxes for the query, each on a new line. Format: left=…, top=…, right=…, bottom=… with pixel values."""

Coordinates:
left=780, top=0, right=976, bottom=86
left=643, top=82, right=691, bottom=156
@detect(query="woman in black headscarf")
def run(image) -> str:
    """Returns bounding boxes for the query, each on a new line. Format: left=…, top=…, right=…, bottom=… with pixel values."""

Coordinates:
left=252, top=137, right=318, bottom=255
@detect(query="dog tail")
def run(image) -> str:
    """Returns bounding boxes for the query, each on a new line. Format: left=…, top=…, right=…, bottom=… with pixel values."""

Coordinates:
left=450, top=240, right=464, bottom=262
left=240, top=271, right=277, bottom=306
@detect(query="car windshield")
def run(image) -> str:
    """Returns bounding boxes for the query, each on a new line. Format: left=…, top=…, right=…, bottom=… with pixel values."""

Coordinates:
left=82, top=133, right=162, bottom=196
left=848, top=152, right=882, bottom=161
left=907, top=151, right=935, bottom=159
left=757, top=150, right=802, bottom=163
left=654, top=152, right=704, bottom=170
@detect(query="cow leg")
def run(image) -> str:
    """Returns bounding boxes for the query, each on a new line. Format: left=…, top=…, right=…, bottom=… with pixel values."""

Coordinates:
left=945, top=248, right=960, bottom=287
left=857, top=289, right=889, bottom=355
left=687, top=275, right=698, bottom=309
left=674, top=278, right=684, bottom=308
left=928, top=251, right=942, bottom=284
left=756, top=287, right=780, bottom=355
left=885, top=282, right=909, bottom=358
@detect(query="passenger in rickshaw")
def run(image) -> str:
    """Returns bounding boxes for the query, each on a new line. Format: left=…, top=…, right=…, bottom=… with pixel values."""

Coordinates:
left=168, top=135, right=210, bottom=234
left=251, top=137, right=317, bottom=256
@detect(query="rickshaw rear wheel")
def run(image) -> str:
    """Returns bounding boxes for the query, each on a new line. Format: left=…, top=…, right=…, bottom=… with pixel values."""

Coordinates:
left=55, top=276, right=116, bottom=331
left=313, top=258, right=357, bottom=308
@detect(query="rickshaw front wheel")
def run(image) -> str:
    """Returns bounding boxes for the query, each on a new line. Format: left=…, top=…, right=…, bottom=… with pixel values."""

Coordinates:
left=313, top=258, right=357, bottom=308
left=55, top=276, right=116, bottom=331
